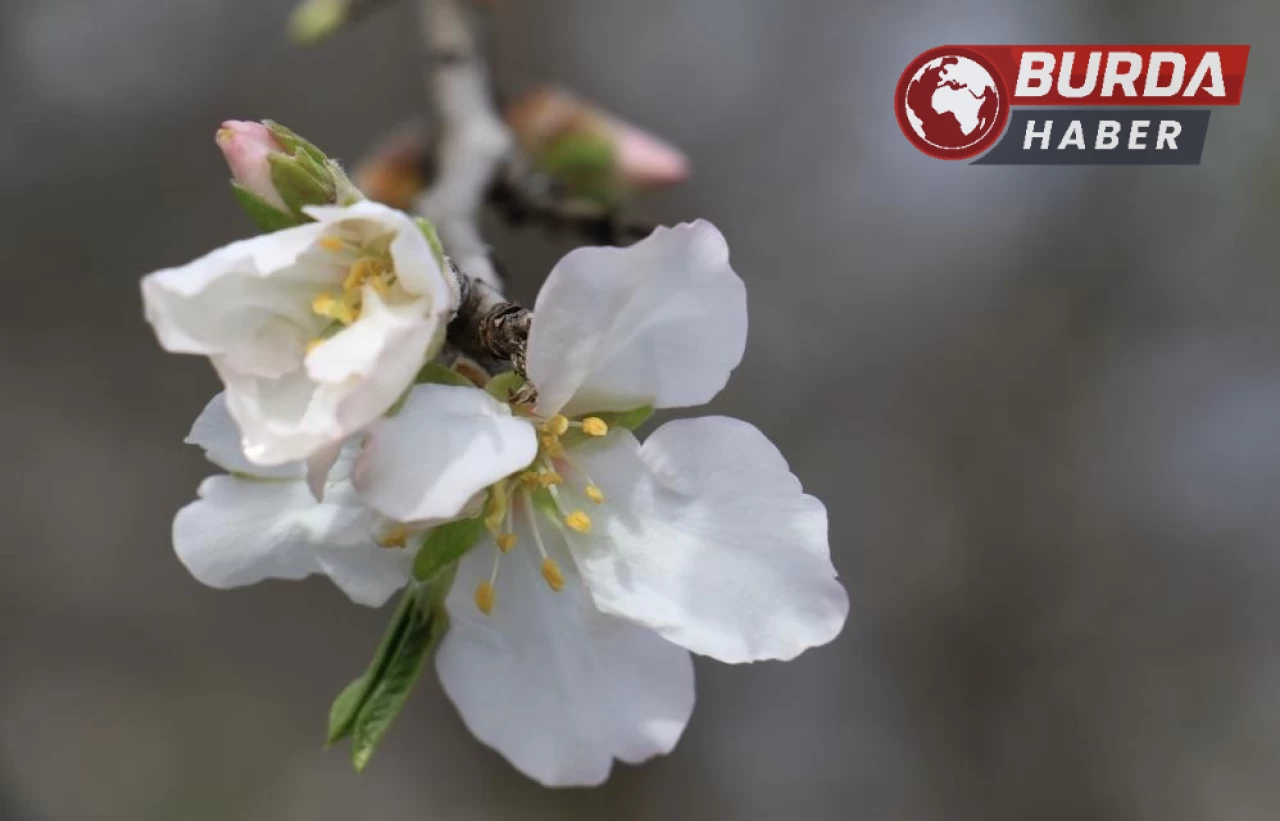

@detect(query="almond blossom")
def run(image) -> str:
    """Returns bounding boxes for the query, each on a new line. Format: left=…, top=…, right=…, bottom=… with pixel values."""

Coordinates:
left=142, top=201, right=453, bottom=466
left=173, top=393, right=415, bottom=607
left=355, top=220, right=849, bottom=785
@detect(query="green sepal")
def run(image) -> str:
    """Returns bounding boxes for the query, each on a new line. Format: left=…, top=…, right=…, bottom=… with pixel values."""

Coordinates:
left=413, top=515, right=487, bottom=582
left=414, top=361, right=479, bottom=389
left=268, top=152, right=334, bottom=216
left=414, top=217, right=447, bottom=270
left=326, top=587, right=418, bottom=745
left=264, top=120, right=330, bottom=169
left=230, top=183, right=301, bottom=232
left=561, top=405, right=654, bottom=447
left=349, top=589, right=441, bottom=771
left=484, top=371, right=527, bottom=403
left=598, top=405, right=654, bottom=431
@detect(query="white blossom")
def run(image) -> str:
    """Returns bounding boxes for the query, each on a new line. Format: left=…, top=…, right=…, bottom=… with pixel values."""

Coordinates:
left=142, top=201, right=453, bottom=467
left=173, top=393, right=415, bottom=607
left=357, top=221, right=849, bottom=785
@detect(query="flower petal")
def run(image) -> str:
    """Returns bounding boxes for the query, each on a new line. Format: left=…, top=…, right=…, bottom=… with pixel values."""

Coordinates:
left=436, top=519, right=694, bottom=786
left=173, top=473, right=409, bottom=606
left=185, top=392, right=302, bottom=479
left=214, top=288, right=441, bottom=467
left=568, top=417, right=849, bottom=663
left=525, top=220, right=747, bottom=416
left=141, top=223, right=333, bottom=377
left=354, top=385, right=538, bottom=522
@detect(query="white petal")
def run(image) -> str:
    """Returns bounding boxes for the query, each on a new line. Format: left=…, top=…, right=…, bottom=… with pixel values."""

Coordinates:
left=568, top=417, right=849, bottom=663
left=436, top=519, right=694, bottom=787
left=141, top=223, right=334, bottom=377
left=314, top=543, right=415, bottom=607
left=525, top=220, right=747, bottom=416
left=305, top=441, right=344, bottom=501
left=215, top=289, right=441, bottom=467
left=173, top=474, right=410, bottom=606
left=354, top=385, right=538, bottom=522
left=185, top=393, right=302, bottom=479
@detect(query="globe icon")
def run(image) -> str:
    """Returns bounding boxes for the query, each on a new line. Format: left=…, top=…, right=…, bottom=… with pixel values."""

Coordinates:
left=903, top=55, right=1000, bottom=152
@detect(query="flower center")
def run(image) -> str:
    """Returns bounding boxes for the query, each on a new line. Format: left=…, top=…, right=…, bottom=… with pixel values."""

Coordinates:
left=470, top=411, right=611, bottom=615
left=307, top=234, right=400, bottom=352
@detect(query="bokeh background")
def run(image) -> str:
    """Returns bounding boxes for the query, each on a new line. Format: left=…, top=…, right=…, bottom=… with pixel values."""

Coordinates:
left=3, top=1, right=1280, bottom=818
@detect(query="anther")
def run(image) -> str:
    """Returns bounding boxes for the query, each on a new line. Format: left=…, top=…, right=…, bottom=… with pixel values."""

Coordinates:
left=484, top=482, right=508, bottom=534
left=585, top=485, right=605, bottom=504
left=474, top=581, right=495, bottom=615
left=377, top=526, right=409, bottom=548
left=538, top=472, right=564, bottom=487
left=542, top=415, right=570, bottom=436
left=581, top=417, right=608, bottom=436
left=318, top=236, right=345, bottom=252
left=540, top=558, right=565, bottom=591
left=496, top=532, right=517, bottom=552
left=564, top=510, right=592, bottom=533
left=540, top=435, right=565, bottom=458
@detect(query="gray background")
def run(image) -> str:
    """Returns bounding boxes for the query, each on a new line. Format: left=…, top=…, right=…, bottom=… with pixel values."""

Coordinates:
left=3, top=1, right=1280, bottom=819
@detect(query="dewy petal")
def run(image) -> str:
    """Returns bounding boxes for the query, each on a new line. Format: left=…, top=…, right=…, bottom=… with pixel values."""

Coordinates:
left=173, top=473, right=409, bottom=606
left=141, top=222, right=333, bottom=377
left=525, top=220, right=747, bottom=417
left=568, top=417, right=849, bottom=664
left=186, top=392, right=303, bottom=479
left=354, top=385, right=538, bottom=522
left=436, top=518, right=694, bottom=787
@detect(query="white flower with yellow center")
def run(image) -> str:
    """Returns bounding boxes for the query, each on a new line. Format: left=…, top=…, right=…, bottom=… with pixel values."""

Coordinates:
left=172, top=393, right=417, bottom=607
left=142, top=201, right=453, bottom=467
left=355, top=221, right=849, bottom=786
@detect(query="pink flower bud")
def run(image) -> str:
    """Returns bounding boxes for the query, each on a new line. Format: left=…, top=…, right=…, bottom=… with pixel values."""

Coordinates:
left=506, top=87, right=689, bottom=189
left=216, top=120, right=289, bottom=211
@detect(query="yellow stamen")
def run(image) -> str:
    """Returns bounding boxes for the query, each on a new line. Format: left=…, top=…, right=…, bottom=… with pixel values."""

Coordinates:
left=474, top=581, right=495, bottom=614
left=496, top=532, right=517, bottom=552
left=542, top=415, right=570, bottom=436
left=564, top=510, right=592, bottom=533
left=585, top=485, right=605, bottom=504
left=581, top=417, right=608, bottom=436
left=318, top=236, right=345, bottom=252
left=538, top=471, right=564, bottom=487
left=377, top=526, right=409, bottom=549
left=484, top=482, right=508, bottom=534
left=311, top=291, right=356, bottom=325
left=540, top=558, right=565, bottom=591
left=540, top=435, right=565, bottom=458
left=519, top=471, right=542, bottom=490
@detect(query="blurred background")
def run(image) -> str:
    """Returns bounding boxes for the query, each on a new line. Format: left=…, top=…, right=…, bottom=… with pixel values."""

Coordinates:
left=3, top=0, right=1280, bottom=818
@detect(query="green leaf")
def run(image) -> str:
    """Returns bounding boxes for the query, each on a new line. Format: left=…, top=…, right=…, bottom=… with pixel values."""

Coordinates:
left=230, top=183, right=301, bottom=232
left=484, top=371, right=526, bottom=403
left=413, top=516, right=487, bottom=582
left=268, top=152, right=334, bottom=215
left=414, top=217, right=447, bottom=270
left=414, top=361, right=478, bottom=389
left=351, top=595, right=441, bottom=771
left=326, top=588, right=418, bottom=745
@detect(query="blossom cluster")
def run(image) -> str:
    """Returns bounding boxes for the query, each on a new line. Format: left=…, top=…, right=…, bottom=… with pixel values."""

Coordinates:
left=141, top=122, right=848, bottom=786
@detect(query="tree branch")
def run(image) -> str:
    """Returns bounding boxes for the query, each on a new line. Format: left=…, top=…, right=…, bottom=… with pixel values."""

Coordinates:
left=415, top=0, right=531, bottom=374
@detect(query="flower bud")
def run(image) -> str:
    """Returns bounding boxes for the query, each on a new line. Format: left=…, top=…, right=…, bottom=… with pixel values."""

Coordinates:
left=217, top=120, right=362, bottom=232
left=506, top=86, right=690, bottom=203
left=217, top=121, right=290, bottom=211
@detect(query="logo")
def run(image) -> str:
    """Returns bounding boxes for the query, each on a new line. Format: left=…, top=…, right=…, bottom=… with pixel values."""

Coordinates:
left=894, top=45, right=1250, bottom=164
